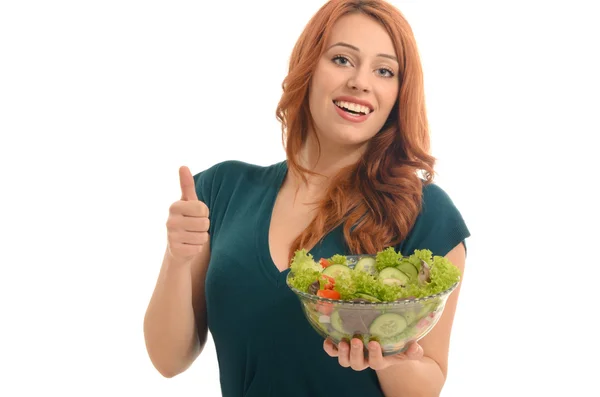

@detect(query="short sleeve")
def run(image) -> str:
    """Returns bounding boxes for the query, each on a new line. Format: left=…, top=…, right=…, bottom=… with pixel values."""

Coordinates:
left=192, top=163, right=223, bottom=236
left=192, top=169, right=209, bottom=206
left=397, top=183, right=471, bottom=258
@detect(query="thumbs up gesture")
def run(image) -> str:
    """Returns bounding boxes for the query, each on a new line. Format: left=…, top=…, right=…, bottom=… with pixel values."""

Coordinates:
left=166, top=166, right=210, bottom=260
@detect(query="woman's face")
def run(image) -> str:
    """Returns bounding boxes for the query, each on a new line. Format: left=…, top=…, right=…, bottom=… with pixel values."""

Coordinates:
left=308, top=13, right=400, bottom=149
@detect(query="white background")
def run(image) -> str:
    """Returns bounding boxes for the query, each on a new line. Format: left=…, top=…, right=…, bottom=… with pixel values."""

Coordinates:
left=1, top=0, right=599, bottom=396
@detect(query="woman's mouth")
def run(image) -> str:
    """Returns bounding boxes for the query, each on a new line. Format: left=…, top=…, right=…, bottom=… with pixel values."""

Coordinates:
left=333, top=100, right=373, bottom=123
left=333, top=100, right=372, bottom=115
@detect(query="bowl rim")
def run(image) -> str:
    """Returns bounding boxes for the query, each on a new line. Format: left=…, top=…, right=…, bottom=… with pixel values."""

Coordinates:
left=285, top=254, right=460, bottom=306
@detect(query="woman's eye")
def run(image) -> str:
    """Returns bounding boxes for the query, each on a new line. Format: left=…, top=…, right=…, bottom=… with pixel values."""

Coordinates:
left=332, top=56, right=394, bottom=78
left=377, top=68, right=394, bottom=78
left=332, top=55, right=351, bottom=66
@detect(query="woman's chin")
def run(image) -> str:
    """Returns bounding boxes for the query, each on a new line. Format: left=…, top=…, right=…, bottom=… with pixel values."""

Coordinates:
left=324, top=131, right=373, bottom=150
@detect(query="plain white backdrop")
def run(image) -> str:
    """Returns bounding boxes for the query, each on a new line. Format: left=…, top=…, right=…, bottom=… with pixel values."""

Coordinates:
left=1, top=0, right=599, bottom=396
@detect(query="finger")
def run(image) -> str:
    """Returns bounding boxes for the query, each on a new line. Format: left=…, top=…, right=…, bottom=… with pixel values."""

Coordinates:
left=168, top=216, right=210, bottom=233
left=337, top=341, right=351, bottom=368
left=382, top=342, right=422, bottom=367
left=170, top=200, right=209, bottom=218
left=367, top=341, right=386, bottom=370
left=349, top=338, right=367, bottom=371
left=323, top=338, right=339, bottom=357
left=179, top=166, right=198, bottom=201
left=168, top=242, right=204, bottom=257
left=404, top=342, right=424, bottom=360
left=169, top=231, right=209, bottom=246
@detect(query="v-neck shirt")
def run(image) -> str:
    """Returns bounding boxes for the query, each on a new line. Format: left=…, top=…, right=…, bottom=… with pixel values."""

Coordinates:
left=193, top=159, right=470, bottom=397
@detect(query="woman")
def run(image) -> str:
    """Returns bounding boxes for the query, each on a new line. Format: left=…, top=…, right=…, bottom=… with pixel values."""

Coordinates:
left=144, top=0, right=470, bottom=396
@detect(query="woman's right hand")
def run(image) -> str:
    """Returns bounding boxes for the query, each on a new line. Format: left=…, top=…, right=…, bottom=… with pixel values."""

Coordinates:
left=166, top=166, right=210, bottom=261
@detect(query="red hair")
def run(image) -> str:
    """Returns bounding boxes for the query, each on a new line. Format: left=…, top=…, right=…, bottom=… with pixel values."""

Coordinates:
left=275, top=0, right=436, bottom=258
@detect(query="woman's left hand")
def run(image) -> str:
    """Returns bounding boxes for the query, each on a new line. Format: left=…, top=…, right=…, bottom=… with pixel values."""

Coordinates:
left=323, top=337, right=423, bottom=371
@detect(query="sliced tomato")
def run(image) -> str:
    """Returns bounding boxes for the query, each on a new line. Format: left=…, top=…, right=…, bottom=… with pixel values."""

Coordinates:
left=320, top=274, right=335, bottom=284
left=319, top=274, right=335, bottom=289
left=317, top=289, right=340, bottom=300
left=316, top=289, right=339, bottom=315
left=319, top=258, right=331, bottom=268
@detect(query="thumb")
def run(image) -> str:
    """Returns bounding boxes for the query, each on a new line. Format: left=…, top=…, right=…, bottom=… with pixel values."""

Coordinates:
left=402, top=342, right=423, bottom=360
left=179, top=166, right=198, bottom=201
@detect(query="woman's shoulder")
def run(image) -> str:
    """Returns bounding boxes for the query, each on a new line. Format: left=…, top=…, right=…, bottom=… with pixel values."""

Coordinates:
left=195, top=159, right=284, bottom=179
left=192, top=159, right=254, bottom=179
left=398, top=180, right=471, bottom=257
left=192, top=159, right=285, bottom=203
left=421, top=181, right=459, bottom=213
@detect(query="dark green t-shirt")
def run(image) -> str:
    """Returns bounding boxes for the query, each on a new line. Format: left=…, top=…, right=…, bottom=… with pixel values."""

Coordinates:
left=193, top=160, right=470, bottom=397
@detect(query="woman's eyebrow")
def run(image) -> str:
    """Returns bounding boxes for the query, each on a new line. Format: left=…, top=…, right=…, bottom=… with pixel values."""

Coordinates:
left=327, top=41, right=398, bottom=62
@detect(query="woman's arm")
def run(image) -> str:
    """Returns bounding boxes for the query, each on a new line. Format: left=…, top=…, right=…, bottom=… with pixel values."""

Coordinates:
left=375, top=242, right=467, bottom=397
left=143, top=242, right=211, bottom=378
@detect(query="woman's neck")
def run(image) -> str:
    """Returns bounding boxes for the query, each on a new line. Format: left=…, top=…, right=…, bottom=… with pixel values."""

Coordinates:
left=288, top=132, right=367, bottom=198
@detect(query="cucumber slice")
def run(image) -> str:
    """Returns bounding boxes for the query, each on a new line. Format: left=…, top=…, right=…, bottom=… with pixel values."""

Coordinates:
left=418, top=302, right=438, bottom=317
left=355, top=257, right=378, bottom=276
left=377, top=327, right=410, bottom=345
left=382, top=278, right=405, bottom=286
left=322, top=264, right=351, bottom=279
left=330, top=310, right=346, bottom=334
left=397, top=262, right=418, bottom=281
left=369, top=313, right=408, bottom=339
left=327, top=328, right=346, bottom=342
left=378, top=267, right=409, bottom=286
left=402, top=310, right=417, bottom=325
left=377, top=326, right=418, bottom=354
left=330, top=307, right=382, bottom=335
left=355, top=293, right=381, bottom=302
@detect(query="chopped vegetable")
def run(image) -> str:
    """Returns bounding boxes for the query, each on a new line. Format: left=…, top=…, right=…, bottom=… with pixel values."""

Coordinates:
left=319, top=258, right=331, bottom=268
left=288, top=247, right=461, bottom=301
left=317, top=289, right=341, bottom=300
left=375, top=247, right=402, bottom=271
left=290, top=249, right=322, bottom=273
left=328, top=254, right=348, bottom=266
left=319, top=274, right=335, bottom=290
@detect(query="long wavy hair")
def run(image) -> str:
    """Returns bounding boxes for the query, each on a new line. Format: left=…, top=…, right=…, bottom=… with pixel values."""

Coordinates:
left=276, top=0, right=436, bottom=259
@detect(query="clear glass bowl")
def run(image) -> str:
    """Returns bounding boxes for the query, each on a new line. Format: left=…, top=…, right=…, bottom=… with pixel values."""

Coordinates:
left=286, top=254, right=460, bottom=356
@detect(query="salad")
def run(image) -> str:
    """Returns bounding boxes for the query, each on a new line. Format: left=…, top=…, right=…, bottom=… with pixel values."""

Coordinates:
left=287, top=247, right=461, bottom=351
left=287, top=247, right=461, bottom=302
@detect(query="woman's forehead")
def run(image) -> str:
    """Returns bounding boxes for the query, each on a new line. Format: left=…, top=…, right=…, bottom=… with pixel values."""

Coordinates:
left=325, top=13, right=397, bottom=58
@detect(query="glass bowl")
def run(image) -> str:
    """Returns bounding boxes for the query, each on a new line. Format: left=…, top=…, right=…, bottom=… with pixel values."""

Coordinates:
left=286, top=254, right=459, bottom=356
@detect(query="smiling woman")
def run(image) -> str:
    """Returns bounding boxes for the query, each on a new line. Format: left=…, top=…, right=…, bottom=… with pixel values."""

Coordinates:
left=143, top=1, right=470, bottom=397
left=307, top=15, right=400, bottom=147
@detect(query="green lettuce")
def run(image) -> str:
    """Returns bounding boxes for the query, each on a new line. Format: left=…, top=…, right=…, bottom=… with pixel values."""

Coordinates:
left=400, top=248, right=433, bottom=271
left=334, top=270, right=405, bottom=301
left=328, top=254, right=348, bottom=266
left=288, top=249, right=323, bottom=292
left=288, top=247, right=461, bottom=301
left=289, top=268, right=322, bottom=292
left=402, top=252, right=461, bottom=298
left=375, top=247, right=402, bottom=271
left=290, top=249, right=322, bottom=274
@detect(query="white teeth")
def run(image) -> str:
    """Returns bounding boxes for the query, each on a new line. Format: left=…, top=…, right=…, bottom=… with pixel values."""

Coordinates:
left=334, top=100, right=371, bottom=115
